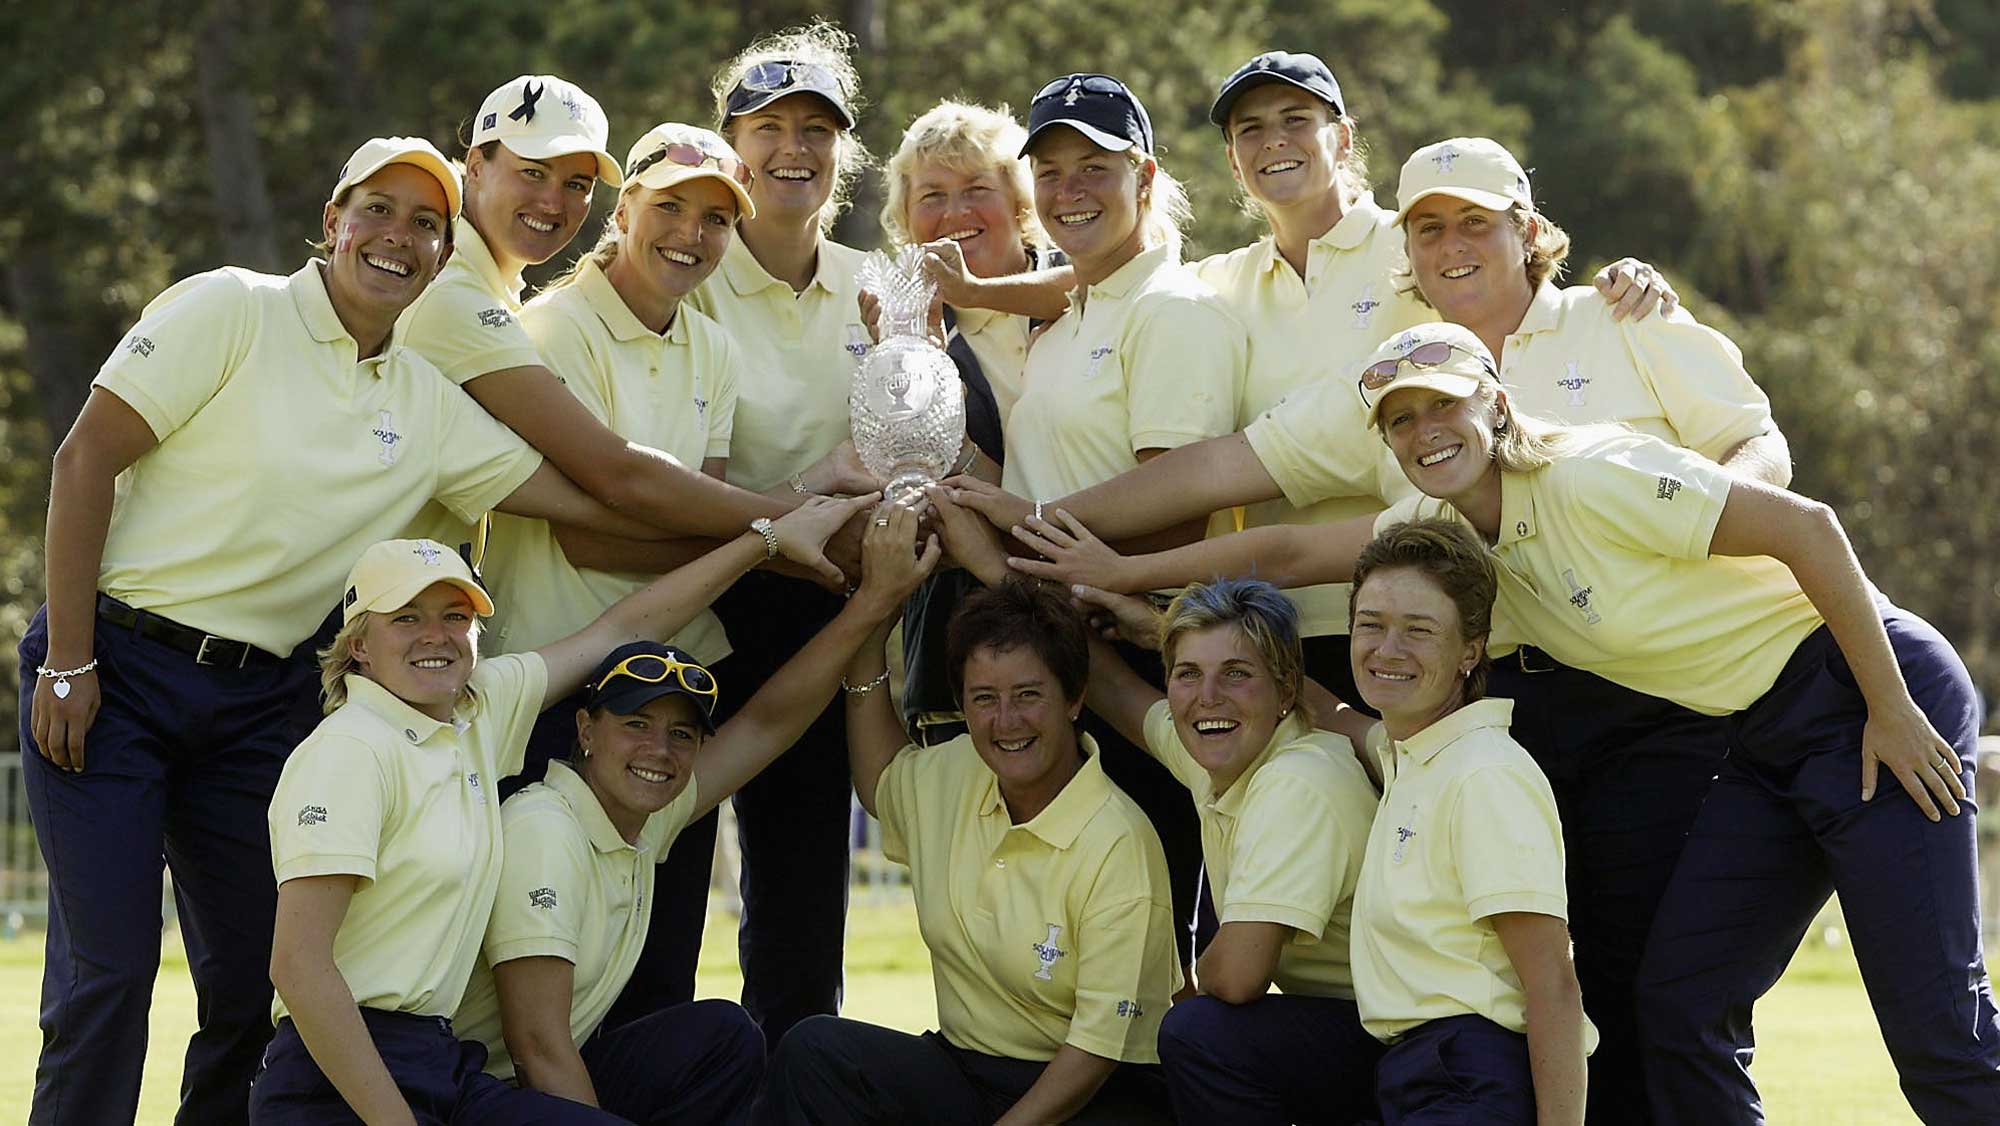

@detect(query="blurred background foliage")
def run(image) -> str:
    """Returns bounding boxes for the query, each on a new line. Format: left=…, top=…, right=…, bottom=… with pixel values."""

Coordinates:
left=1, top=0, right=1995, bottom=743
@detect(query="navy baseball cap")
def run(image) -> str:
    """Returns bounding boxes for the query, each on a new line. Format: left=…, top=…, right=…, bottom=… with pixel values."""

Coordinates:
left=1209, top=51, right=1345, bottom=127
left=583, top=641, right=719, bottom=732
left=723, top=60, right=858, bottom=130
left=1021, top=73, right=1154, bottom=157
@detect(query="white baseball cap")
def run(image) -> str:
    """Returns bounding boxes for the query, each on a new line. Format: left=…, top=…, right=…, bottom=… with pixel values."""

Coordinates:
left=470, top=75, right=623, bottom=188
left=1393, top=137, right=1533, bottom=226
left=1357, top=322, right=1503, bottom=429
left=342, top=539, right=494, bottom=625
left=331, top=137, right=462, bottom=220
left=622, top=123, right=756, bottom=218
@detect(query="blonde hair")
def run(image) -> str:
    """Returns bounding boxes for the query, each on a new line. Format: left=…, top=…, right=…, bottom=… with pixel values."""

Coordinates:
left=880, top=100, right=1048, bottom=253
left=711, top=20, right=871, bottom=234
left=1477, top=383, right=1621, bottom=472
left=1394, top=202, right=1572, bottom=304
left=542, top=218, right=621, bottom=292
left=1132, top=151, right=1191, bottom=260
left=1159, top=578, right=1310, bottom=726
left=1229, top=108, right=1373, bottom=222
left=317, top=612, right=480, bottom=715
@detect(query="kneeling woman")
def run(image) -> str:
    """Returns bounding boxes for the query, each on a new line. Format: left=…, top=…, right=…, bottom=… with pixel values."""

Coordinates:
left=251, top=494, right=867, bottom=1124
left=761, top=580, right=1181, bottom=1124
left=1072, top=577, right=1383, bottom=1124
left=1348, top=520, right=1592, bottom=1125
left=450, top=506, right=936, bottom=1124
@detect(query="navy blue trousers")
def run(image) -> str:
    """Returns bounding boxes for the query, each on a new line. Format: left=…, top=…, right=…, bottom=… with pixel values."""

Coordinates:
left=1156, top=992, right=1380, bottom=1125
left=249, top=1010, right=628, bottom=1124
left=1487, top=649, right=1729, bottom=1124
left=18, top=602, right=323, bottom=1126
left=581, top=999, right=765, bottom=1125
left=1636, top=611, right=2000, bottom=1124
left=1375, top=1015, right=1535, bottom=1125
left=508, top=671, right=727, bottom=1032
left=757, top=1016, right=1172, bottom=1124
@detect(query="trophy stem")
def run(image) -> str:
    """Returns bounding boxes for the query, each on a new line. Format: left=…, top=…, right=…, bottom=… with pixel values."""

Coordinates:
left=883, top=464, right=936, bottom=506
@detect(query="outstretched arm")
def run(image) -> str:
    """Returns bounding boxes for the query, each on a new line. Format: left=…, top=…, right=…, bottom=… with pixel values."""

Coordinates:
left=1007, top=508, right=1375, bottom=595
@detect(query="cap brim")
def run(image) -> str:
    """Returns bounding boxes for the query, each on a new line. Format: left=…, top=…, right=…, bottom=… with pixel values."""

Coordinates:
left=340, top=152, right=464, bottom=221
left=354, top=576, right=495, bottom=622
left=1366, top=371, right=1488, bottom=429
left=1393, top=186, right=1519, bottom=226
left=591, top=681, right=718, bottom=733
left=726, top=87, right=858, bottom=130
left=1208, top=73, right=1337, bottom=127
left=504, top=134, right=625, bottom=189
left=628, top=165, right=756, bottom=220
left=1019, top=119, right=1138, bottom=159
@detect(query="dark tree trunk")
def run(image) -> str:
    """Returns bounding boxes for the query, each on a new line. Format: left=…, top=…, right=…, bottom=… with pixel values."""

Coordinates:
left=196, top=0, right=282, bottom=272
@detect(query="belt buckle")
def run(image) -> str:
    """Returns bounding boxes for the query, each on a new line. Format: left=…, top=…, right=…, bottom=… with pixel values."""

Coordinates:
left=195, top=634, right=248, bottom=669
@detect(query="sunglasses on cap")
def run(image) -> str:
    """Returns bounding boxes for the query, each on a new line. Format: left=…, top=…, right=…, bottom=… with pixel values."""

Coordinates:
left=592, top=652, right=720, bottom=707
left=630, top=141, right=752, bottom=186
left=1355, top=340, right=1498, bottom=404
left=1032, top=74, right=1130, bottom=103
left=740, top=60, right=837, bottom=95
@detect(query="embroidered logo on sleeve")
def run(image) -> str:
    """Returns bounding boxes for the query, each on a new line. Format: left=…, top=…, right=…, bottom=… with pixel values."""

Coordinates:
left=371, top=410, right=404, bottom=467
left=298, top=805, right=329, bottom=827
left=1115, top=1000, right=1145, bottom=1018
left=1556, top=360, right=1590, bottom=408
left=126, top=335, right=156, bottom=357
left=1032, top=923, right=1068, bottom=981
left=529, top=887, right=558, bottom=910
left=1562, top=569, right=1602, bottom=625
left=477, top=308, right=515, bottom=329
left=1656, top=474, right=1683, bottom=501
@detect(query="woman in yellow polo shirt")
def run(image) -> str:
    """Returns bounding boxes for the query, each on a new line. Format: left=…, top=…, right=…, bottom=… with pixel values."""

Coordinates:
left=18, top=137, right=667, bottom=1126
left=450, top=506, right=936, bottom=1124
left=250, top=494, right=869, bottom=1124
left=1347, top=519, right=1592, bottom=1125
left=759, top=578, right=1180, bottom=1124
left=1015, top=323, right=2000, bottom=1122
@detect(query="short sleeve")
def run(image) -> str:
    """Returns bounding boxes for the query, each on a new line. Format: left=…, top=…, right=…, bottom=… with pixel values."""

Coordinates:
left=704, top=331, right=742, bottom=460
left=1244, top=377, right=1391, bottom=508
left=872, top=742, right=930, bottom=865
left=400, top=280, right=545, bottom=385
left=92, top=271, right=255, bottom=442
left=427, top=378, right=545, bottom=524
left=1066, top=846, right=1180, bottom=1062
left=268, top=733, right=387, bottom=886
left=1139, top=699, right=1203, bottom=793
left=1625, top=309, right=1775, bottom=463
left=1122, top=295, right=1243, bottom=453
left=1553, top=437, right=1733, bottom=561
left=1220, top=767, right=1348, bottom=938
left=470, top=653, right=551, bottom=780
left=486, top=802, right=591, bottom=965
left=1450, top=764, right=1569, bottom=923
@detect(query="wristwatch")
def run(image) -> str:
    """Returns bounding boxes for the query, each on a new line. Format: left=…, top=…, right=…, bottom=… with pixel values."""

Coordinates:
left=750, top=517, right=779, bottom=560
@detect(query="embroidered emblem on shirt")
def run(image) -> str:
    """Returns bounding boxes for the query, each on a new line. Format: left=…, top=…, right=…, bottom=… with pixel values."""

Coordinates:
left=297, top=805, right=329, bottom=827
left=845, top=323, right=871, bottom=360
left=1557, top=360, right=1589, bottom=408
left=1084, top=345, right=1114, bottom=377
left=1392, top=813, right=1417, bottom=863
left=371, top=410, right=404, bottom=467
left=1656, top=475, right=1684, bottom=501
left=467, top=771, right=486, bottom=804
left=1115, top=1000, right=1145, bottom=1018
left=477, top=307, right=515, bottom=329
left=1032, top=923, right=1068, bottom=981
left=529, top=887, right=558, bottom=910
left=126, top=335, right=156, bottom=357
left=1431, top=146, right=1458, bottom=173
left=1562, top=568, right=1602, bottom=626
left=1351, top=287, right=1381, bottom=329
left=694, top=396, right=708, bottom=422
left=509, top=81, right=543, bottom=124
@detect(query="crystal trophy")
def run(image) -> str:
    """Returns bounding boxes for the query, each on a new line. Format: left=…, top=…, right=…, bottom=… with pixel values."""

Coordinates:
left=851, top=246, right=965, bottom=504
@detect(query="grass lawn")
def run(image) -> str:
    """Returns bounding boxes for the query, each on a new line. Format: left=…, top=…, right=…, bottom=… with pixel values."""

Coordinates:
left=0, top=897, right=1923, bottom=1124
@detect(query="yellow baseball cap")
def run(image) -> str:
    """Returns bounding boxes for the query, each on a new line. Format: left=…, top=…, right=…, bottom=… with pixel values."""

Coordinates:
left=471, top=75, right=623, bottom=188
left=622, top=123, right=756, bottom=218
left=341, top=539, right=495, bottom=625
left=1357, top=322, right=1502, bottom=429
left=1393, top=137, right=1532, bottom=226
left=331, top=137, right=462, bottom=220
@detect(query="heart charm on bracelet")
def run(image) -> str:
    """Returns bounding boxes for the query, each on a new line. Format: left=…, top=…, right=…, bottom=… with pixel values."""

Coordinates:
left=52, top=679, right=71, bottom=700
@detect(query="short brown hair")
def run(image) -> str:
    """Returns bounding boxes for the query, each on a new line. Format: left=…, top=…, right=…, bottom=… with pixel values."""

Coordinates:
left=946, top=578, right=1090, bottom=707
left=1349, top=519, right=1498, bottom=702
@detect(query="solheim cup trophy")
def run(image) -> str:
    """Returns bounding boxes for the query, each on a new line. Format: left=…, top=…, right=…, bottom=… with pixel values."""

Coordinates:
left=851, top=246, right=965, bottom=504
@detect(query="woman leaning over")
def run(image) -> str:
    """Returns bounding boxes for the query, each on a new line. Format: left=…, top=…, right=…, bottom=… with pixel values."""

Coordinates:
left=21, top=138, right=654, bottom=1126
left=250, top=494, right=870, bottom=1124
left=761, top=572, right=1179, bottom=1125
left=448, top=502, right=936, bottom=1123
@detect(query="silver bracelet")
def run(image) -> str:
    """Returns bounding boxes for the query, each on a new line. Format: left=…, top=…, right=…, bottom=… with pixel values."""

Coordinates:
left=1032, top=500, right=1045, bottom=524
left=36, top=659, right=98, bottom=700
left=788, top=474, right=811, bottom=496
left=841, top=667, right=891, bottom=695
left=950, top=443, right=978, bottom=477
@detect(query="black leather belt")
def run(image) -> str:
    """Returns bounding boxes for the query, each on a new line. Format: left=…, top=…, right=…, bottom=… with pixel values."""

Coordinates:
left=1514, top=645, right=1561, bottom=674
left=96, top=594, right=282, bottom=669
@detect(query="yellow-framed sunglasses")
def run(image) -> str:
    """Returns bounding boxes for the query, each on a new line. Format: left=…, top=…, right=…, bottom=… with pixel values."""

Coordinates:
left=591, top=651, right=720, bottom=707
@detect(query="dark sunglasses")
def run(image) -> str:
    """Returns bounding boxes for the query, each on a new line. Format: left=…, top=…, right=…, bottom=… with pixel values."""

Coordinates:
left=1033, top=74, right=1131, bottom=104
left=1356, top=340, right=1498, bottom=405
left=741, top=60, right=836, bottom=95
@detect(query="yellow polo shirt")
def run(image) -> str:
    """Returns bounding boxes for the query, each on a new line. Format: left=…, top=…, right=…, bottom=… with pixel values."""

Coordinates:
left=1141, top=702, right=1376, bottom=999
left=1001, top=245, right=1244, bottom=504
left=1350, top=698, right=1597, bottom=1049
left=875, top=734, right=1181, bottom=1063
left=1376, top=432, right=1823, bottom=715
left=453, top=759, right=700, bottom=1080
left=399, top=219, right=548, bottom=558
left=268, top=652, right=547, bottom=1022
left=479, top=261, right=738, bottom=663
left=92, top=262, right=542, bottom=657
left=953, top=304, right=1032, bottom=425
left=684, top=236, right=870, bottom=492
left=1498, top=283, right=1775, bottom=462
left=1197, top=196, right=1430, bottom=637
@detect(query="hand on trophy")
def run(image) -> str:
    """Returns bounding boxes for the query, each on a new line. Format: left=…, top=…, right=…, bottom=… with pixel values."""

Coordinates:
left=857, top=288, right=947, bottom=351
